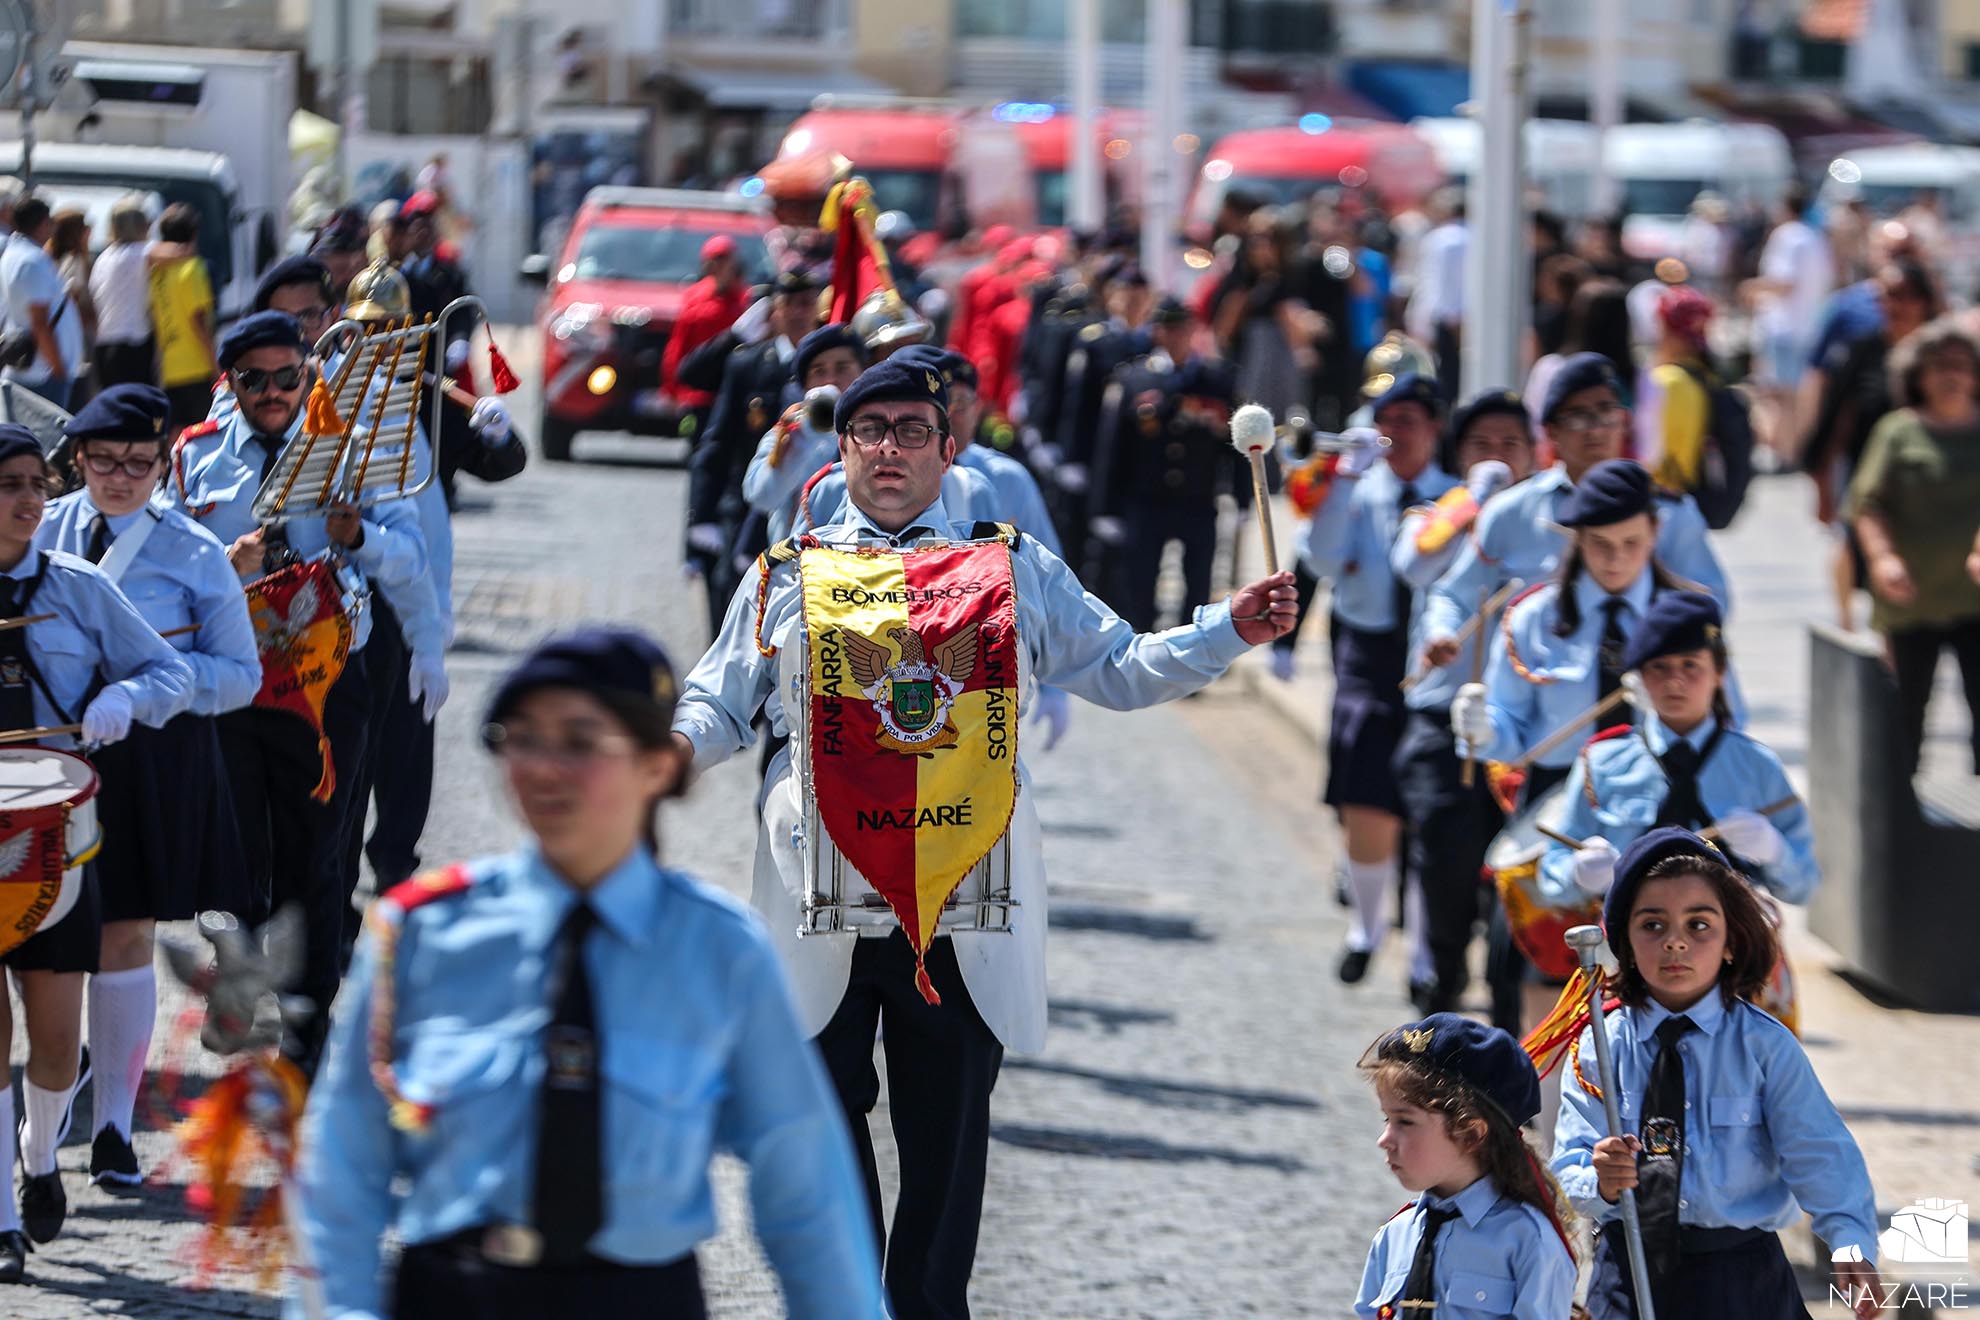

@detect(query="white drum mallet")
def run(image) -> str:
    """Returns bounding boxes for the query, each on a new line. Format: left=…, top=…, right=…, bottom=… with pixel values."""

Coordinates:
left=1565, top=923, right=1658, bottom=1320
left=1229, top=404, right=1281, bottom=570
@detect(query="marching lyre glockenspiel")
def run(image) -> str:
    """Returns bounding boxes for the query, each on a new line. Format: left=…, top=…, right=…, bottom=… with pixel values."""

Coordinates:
left=252, top=295, right=487, bottom=523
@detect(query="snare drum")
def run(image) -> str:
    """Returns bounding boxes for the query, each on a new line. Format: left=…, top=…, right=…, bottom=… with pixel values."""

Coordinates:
left=0, top=747, right=99, bottom=955
left=1487, top=784, right=1597, bottom=981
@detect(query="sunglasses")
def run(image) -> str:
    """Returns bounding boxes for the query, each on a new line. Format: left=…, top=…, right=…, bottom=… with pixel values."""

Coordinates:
left=231, top=365, right=306, bottom=395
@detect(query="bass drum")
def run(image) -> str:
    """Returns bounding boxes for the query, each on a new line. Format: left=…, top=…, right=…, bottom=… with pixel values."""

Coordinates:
left=1487, top=783, right=1598, bottom=980
left=0, top=747, right=99, bottom=955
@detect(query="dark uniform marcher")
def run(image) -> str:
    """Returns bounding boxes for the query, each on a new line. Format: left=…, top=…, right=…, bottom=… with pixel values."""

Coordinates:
left=0, top=424, right=193, bottom=1279
left=294, top=628, right=882, bottom=1320
left=38, top=385, right=260, bottom=1191
left=1050, top=263, right=1152, bottom=558
left=1089, top=298, right=1243, bottom=629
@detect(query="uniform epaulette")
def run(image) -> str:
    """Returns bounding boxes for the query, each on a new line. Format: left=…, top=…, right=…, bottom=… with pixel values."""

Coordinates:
left=1384, top=1201, right=1418, bottom=1225
left=1501, top=581, right=1556, bottom=685
left=172, top=421, right=225, bottom=514
left=1587, top=721, right=1633, bottom=745
left=380, top=863, right=474, bottom=916
left=178, top=419, right=222, bottom=441
left=1578, top=723, right=1635, bottom=807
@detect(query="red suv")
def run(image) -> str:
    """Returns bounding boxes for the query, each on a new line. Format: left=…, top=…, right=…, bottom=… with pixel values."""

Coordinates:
left=526, top=187, right=772, bottom=460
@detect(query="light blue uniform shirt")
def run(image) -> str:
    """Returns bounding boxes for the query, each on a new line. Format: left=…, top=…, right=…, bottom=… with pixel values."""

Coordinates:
left=801, top=463, right=992, bottom=536
left=0, top=548, right=193, bottom=739
left=1302, top=459, right=1460, bottom=633
left=1552, top=993, right=1879, bottom=1261
left=743, top=420, right=839, bottom=545
left=1355, top=1174, right=1577, bottom=1320
left=36, top=493, right=259, bottom=717
left=293, top=846, right=882, bottom=1320
left=166, top=407, right=431, bottom=653
left=1540, top=714, right=1818, bottom=906
left=956, top=443, right=1063, bottom=558
left=674, top=495, right=1251, bottom=768
left=1412, top=467, right=1730, bottom=714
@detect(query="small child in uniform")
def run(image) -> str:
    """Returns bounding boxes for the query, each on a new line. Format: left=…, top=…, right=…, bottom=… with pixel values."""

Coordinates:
left=1356, top=1013, right=1580, bottom=1319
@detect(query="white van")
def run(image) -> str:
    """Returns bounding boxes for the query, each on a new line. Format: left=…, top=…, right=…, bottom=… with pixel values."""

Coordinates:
left=1410, top=117, right=1601, bottom=218
left=1823, top=143, right=1980, bottom=294
left=1606, top=121, right=1794, bottom=260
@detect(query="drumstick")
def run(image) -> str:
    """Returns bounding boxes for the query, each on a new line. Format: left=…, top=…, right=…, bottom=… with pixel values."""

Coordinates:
left=1400, top=578, right=1525, bottom=693
left=1537, top=821, right=1585, bottom=851
left=0, top=723, right=82, bottom=746
left=1540, top=794, right=1801, bottom=854
left=159, top=623, right=199, bottom=639
left=0, top=613, right=57, bottom=633
left=1229, top=405, right=1280, bottom=571
left=1509, top=687, right=1630, bottom=771
left=1459, top=585, right=1493, bottom=789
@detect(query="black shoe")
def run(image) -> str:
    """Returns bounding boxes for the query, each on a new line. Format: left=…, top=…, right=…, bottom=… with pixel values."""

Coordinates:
left=55, top=1047, right=90, bottom=1149
left=1338, top=947, right=1373, bottom=984
left=18, top=1171, right=63, bottom=1244
left=0, top=1229, right=28, bottom=1283
left=1408, top=979, right=1439, bottom=1016
left=89, top=1126, right=141, bottom=1191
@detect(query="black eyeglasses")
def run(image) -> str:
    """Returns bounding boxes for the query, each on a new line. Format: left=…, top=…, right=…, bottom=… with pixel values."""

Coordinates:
left=231, top=365, right=305, bottom=395
left=80, top=452, right=163, bottom=479
left=847, top=416, right=941, bottom=449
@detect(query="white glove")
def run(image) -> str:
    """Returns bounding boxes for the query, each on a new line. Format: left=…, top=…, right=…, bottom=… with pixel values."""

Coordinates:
left=1621, top=670, right=1649, bottom=711
left=1466, top=458, right=1514, bottom=505
left=1088, top=515, right=1127, bottom=547
left=1572, top=836, right=1621, bottom=896
left=443, top=339, right=471, bottom=375
left=407, top=650, right=450, bottom=723
left=1337, top=427, right=1386, bottom=479
left=1269, top=646, right=1296, bottom=682
left=685, top=523, right=727, bottom=557
left=1031, top=686, right=1071, bottom=752
left=1450, top=682, right=1493, bottom=751
left=1056, top=462, right=1089, bottom=494
left=468, top=395, right=512, bottom=446
left=1711, top=808, right=1784, bottom=865
left=731, top=295, right=773, bottom=343
left=81, top=686, right=133, bottom=746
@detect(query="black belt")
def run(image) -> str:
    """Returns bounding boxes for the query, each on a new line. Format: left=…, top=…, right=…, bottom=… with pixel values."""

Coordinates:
left=419, top=1224, right=693, bottom=1273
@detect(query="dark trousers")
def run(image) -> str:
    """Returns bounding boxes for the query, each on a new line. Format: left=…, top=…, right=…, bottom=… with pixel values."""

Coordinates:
left=394, top=1240, right=704, bottom=1318
left=1589, top=1222, right=1811, bottom=1320
left=1271, top=559, right=1322, bottom=657
left=338, top=614, right=404, bottom=972
left=362, top=598, right=435, bottom=900
left=1121, top=503, right=1217, bottom=634
left=814, top=933, right=1003, bottom=1320
left=1392, top=709, right=1504, bottom=1010
left=1887, top=617, right=1980, bottom=776
left=93, top=339, right=155, bottom=390
left=1433, top=321, right=1462, bottom=405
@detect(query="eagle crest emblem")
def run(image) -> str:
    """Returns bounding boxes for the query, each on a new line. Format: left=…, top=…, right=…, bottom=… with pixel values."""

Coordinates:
left=1399, top=1027, right=1433, bottom=1054
left=840, top=624, right=979, bottom=755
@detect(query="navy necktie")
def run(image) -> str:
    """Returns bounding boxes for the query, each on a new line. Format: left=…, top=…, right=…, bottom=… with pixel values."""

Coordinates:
left=1637, top=1014, right=1695, bottom=1284
left=533, top=901, right=603, bottom=1264
left=83, top=515, right=110, bottom=565
left=1398, top=1204, right=1462, bottom=1310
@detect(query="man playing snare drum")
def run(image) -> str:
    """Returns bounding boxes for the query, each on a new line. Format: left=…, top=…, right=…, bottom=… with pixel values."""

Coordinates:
left=672, top=357, right=1297, bottom=1320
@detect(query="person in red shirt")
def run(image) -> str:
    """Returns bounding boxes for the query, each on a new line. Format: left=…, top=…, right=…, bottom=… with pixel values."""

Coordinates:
left=979, top=260, right=1055, bottom=416
left=944, top=225, right=1013, bottom=362
left=955, top=235, right=1036, bottom=378
left=662, top=235, right=750, bottom=436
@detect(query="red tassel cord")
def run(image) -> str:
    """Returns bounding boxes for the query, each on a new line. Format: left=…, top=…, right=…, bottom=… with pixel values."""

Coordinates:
left=487, top=339, right=521, bottom=395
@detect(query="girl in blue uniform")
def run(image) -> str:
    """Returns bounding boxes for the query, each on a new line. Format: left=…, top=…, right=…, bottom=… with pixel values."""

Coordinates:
left=37, top=384, right=261, bottom=1193
left=295, top=627, right=879, bottom=1320
left=0, top=424, right=193, bottom=1281
left=1552, top=828, right=1883, bottom=1320
left=1355, top=1013, right=1578, bottom=1319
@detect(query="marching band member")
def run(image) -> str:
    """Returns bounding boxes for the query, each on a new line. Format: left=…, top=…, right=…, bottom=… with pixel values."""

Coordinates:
left=671, top=358, right=1296, bottom=1319
left=1391, top=389, right=1537, bottom=1014
left=742, top=323, right=867, bottom=545
left=1356, top=1014, right=1578, bottom=1320
left=294, top=627, right=881, bottom=1320
left=1553, top=829, right=1881, bottom=1320
left=1542, top=592, right=1817, bottom=909
left=167, top=310, right=430, bottom=1077
left=37, top=385, right=260, bottom=1192
left=0, top=424, right=193, bottom=1277
left=1300, top=373, right=1457, bottom=986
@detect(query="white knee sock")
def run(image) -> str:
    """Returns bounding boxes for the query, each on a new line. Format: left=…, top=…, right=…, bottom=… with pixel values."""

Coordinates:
left=1403, top=876, right=1435, bottom=985
left=1345, top=858, right=1397, bottom=953
left=88, top=965, right=156, bottom=1142
left=20, top=1078, right=70, bottom=1177
left=0, top=1087, right=17, bottom=1231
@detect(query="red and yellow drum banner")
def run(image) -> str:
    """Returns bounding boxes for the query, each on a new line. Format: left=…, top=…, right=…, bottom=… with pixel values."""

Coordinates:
left=246, top=560, right=353, bottom=803
left=801, top=539, right=1021, bottom=1003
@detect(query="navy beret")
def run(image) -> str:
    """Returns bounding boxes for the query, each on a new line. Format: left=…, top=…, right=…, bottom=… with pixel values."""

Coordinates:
left=1541, top=351, right=1623, bottom=423
left=218, top=310, right=308, bottom=369
left=1175, top=357, right=1237, bottom=406
left=1558, top=459, right=1654, bottom=528
left=1367, top=1012, right=1543, bottom=1128
left=1151, top=295, right=1191, bottom=327
left=1371, top=371, right=1442, bottom=420
left=833, top=356, right=949, bottom=433
left=1603, top=826, right=1724, bottom=932
left=1449, top=388, right=1529, bottom=444
left=795, top=323, right=864, bottom=387
left=486, top=626, right=679, bottom=729
left=893, top=344, right=979, bottom=392
left=1621, top=590, right=1724, bottom=674
left=64, top=384, right=172, bottom=444
left=253, top=255, right=334, bottom=313
left=0, top=423, right=43, bottom=467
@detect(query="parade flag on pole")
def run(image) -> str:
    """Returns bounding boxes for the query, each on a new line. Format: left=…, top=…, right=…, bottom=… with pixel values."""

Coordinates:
left=801, top=538, right=1021, bottom=1003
